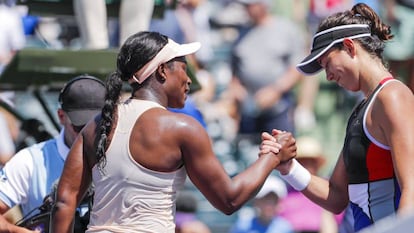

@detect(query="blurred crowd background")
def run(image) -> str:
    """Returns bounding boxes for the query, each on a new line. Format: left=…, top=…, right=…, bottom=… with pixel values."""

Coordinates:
left=0, top=0, right=413, bottom=232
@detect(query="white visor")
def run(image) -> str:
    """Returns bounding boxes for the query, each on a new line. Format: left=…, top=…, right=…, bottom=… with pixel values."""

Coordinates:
left=129, top=38, right=201, bottom=84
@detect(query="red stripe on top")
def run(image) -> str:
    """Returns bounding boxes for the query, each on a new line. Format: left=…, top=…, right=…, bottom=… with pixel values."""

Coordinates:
left=380, top=77, right=394, bottom=85
left=366, top=143, right=394, bottom=181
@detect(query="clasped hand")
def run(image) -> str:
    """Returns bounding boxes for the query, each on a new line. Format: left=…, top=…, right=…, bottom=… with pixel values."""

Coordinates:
left=259, top=129, right=296, bottom=169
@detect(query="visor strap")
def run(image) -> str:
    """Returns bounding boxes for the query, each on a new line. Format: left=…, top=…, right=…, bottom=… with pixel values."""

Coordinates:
left=312, top=24, right=370, bottom=50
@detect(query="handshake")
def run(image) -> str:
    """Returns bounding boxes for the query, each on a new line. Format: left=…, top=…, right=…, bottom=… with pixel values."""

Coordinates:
left=259, top=129, right=312, bottom=191
left=259, top=129, right=297, bottom=170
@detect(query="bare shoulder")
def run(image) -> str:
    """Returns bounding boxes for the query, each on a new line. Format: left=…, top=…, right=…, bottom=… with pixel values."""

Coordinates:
left=141, top=108, right=207, bottom=136
left=376, top=80, right=414, bottom=107
left=131, top=108, right=212, bottom=170
left=375, top=80, right=414, bottom=124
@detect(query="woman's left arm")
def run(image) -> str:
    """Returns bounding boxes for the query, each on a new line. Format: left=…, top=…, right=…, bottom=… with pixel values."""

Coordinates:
left=379, top=82, right=414, bottom=215
left=52, top=130, right=94, bottom=233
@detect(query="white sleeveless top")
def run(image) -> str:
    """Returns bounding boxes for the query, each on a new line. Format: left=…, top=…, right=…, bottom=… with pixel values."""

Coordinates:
left=87, top=99, right=187, bottom=233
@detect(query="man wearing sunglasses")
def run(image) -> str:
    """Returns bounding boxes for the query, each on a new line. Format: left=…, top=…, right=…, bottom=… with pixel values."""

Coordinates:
left=0, top=75, right=105, bottom=232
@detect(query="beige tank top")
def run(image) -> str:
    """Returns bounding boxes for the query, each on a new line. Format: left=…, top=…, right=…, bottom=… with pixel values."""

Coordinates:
left=87, top=99, right=187, bottom=233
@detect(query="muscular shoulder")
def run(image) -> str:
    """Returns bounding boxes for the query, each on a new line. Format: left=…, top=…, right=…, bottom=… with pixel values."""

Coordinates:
left=143, top=108, right=207, bottom=137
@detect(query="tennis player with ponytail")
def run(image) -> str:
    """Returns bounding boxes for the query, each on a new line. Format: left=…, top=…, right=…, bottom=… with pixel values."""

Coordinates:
left=261, top=3, right=414, bottom=232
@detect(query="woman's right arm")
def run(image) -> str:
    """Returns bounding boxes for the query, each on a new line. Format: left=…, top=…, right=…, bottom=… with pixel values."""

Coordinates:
left=180, top=117, right=296, bottom=215
left=261, top=131, right=349, bottom=214
left=301, top=152, right=349, bottom=214
left=277, top=152, right=349, bottom=214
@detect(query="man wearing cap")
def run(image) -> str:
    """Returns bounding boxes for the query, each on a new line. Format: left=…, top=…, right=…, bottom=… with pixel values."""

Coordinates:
left=229, top=175, right=294, bottom=233
left=0, top=75, right=105, bottom=232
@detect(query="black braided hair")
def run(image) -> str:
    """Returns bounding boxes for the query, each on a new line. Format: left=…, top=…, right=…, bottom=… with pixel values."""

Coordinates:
left=95, top=31, right=169, bottom=172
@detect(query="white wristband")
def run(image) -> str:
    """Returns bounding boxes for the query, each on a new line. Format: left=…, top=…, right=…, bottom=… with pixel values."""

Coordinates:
left=280, top=159, right=311, bottom=191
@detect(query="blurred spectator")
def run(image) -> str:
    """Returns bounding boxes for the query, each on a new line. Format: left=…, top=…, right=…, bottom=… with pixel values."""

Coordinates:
left=0, top=75, right=105, bottom=232
left=0, top=110, right=15, bottom=166
left=0, top=0, right=25, bottom=73
left=260, top=0, right=318, bottom=135
left=307, top=0, right=352, bottom=35
left=192, top=63, right=240, bottom=140
left=150, top=0, right=215, bottom=75
left=150, top=0, right=221, bottom=132
left=229, top=175, right=294, bottom=233
left=209, top=0, right=250, bottom=28
left=381, top=0, right=414, bottom=92
left=300, top=0, right=363, bottom=138
left=0, top=1, right=26, bottom=166
left=174, top=0, right=215, bottom=65
left=294, top=76, right=319, bottom=134
left=278, top=136, right=343, bottom=233
left=150, top=6, right=185, bottom=44
left=353, top=0, right=379, bottom=13
left=73, top=0, right=154, bottom=48
left=176, top=191, right=211, bottom=233
left=228, top=0, right=305, bottom=137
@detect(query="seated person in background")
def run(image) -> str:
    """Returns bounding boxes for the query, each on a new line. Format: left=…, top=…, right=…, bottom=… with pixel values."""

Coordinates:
left=229, top=175, right=294, bottom=233
left=0, top=111, right=15, bottom=166
left=0, top=75, right=106, bottom=232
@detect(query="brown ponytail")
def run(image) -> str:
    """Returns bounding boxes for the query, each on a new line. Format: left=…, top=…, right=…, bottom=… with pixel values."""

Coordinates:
left=317, top=3, right=394, bottom=65
left=350, top=3, right=393, bottom=41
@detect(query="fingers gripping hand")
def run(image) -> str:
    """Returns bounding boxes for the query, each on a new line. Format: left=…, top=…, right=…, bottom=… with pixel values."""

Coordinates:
left=259, top=132, right=282, bottom=155
left=269, top=129, right=297, bottom=163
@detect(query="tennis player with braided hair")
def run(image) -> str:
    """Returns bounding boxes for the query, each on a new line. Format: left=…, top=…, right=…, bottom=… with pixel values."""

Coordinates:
left=260, top=3, right=414, bottom=232
left=52, top=31, right=296, bottom=232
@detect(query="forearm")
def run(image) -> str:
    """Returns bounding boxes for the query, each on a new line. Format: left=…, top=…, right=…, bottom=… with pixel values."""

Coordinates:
left=279, top=159, right=348, bottom=214
left=201, top=153, right=280, bottom=215
left=52, top=202, right=75, bottom=233
left=274, top=67, right=302, bottom=94
left=397, top=189, right=414, bottom=216
left=302, top=175, right=348, bottom=214
left=296, top=77, right=319, bottom=110
left=230, top=154, right=281, bottom=207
